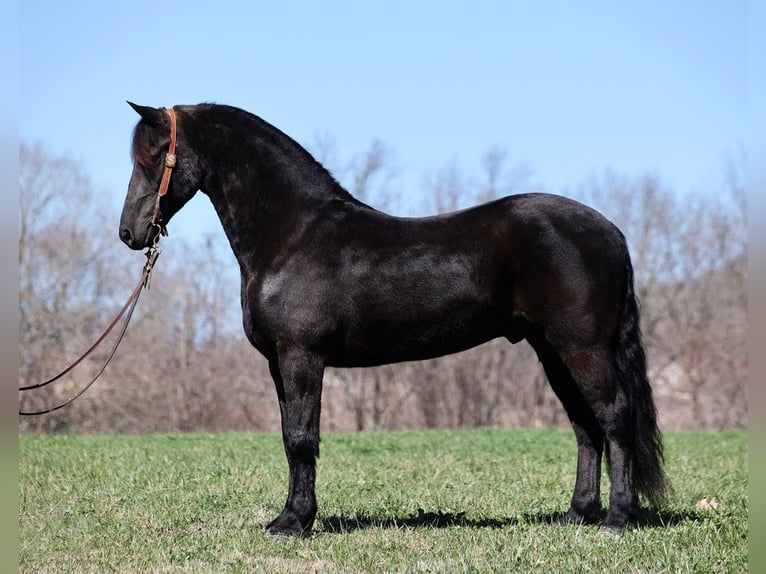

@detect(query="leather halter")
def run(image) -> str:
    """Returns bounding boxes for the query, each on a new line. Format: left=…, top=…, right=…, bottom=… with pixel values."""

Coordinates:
left=151, top=107, right=177, bottom=237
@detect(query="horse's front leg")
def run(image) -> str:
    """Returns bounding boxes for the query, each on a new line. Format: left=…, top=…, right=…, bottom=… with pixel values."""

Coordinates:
left=266, top=346, right=324, bottom=537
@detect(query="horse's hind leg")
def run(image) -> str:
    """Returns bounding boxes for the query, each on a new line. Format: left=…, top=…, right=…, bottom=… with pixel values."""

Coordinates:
left=265, top=346, right=324, bottom=536
left=529, top=336, right=604, bottom=524
left=557, top=346, right=639, bottom=533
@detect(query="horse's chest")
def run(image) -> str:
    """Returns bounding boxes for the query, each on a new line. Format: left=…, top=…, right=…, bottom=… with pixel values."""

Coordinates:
left=240, top=275, right=288, bottom=358
left=241, top=270, right=334, bottom=349
left=240, top=295, right=272, bottom=357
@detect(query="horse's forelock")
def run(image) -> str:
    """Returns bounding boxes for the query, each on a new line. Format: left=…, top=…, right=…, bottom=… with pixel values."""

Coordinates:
left=131, top=121, right=158, bottom=167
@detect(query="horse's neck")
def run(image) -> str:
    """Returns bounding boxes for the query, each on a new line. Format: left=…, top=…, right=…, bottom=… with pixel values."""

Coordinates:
left=198, top=124, right=355, bottom=266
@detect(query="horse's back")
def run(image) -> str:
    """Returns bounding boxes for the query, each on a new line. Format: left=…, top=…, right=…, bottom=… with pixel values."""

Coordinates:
left=317, top=193, right=627, bottom=366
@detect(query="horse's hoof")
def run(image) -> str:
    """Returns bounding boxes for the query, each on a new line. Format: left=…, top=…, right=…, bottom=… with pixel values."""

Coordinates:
left=265, top=515, right=312, bottom=537
left=556, top=508, right=601, bottom=526
left=598, top=524, right=623, bottom=536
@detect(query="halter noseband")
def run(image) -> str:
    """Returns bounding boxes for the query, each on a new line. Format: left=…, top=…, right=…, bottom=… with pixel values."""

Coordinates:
left=151, top=107, right=177, bottom=238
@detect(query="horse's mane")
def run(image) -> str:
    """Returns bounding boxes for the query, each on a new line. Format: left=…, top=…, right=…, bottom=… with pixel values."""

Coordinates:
left=131, top=103, right=352, bottom=201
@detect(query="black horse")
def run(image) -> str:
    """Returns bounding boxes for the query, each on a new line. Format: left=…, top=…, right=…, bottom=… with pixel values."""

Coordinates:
left=119, top=103, right=666, bottom=536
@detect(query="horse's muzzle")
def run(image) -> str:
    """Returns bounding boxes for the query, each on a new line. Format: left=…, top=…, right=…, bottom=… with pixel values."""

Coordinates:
left=119, top=225, right=156, bottom=250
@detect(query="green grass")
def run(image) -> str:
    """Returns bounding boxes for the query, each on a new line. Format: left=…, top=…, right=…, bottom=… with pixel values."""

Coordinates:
left=19, top=429, right=747, bottom=573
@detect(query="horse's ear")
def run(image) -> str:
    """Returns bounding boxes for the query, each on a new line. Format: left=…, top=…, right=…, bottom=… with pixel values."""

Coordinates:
left=127, top=101, right=165, bottom=125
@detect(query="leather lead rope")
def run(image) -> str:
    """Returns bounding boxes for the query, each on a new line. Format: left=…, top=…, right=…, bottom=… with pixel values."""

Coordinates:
left=19, top=248, right=161, bottom=416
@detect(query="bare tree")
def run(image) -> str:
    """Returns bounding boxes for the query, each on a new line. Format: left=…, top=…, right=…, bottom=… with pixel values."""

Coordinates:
left=19, top=141, right=746, bottom=433
left=423, top=160, right=467, bottom=214
left=576, top=166, right=747, bottom=430
left=477, top=146, right=534, bottom=204
left=19, top=143, right=131, bottom=431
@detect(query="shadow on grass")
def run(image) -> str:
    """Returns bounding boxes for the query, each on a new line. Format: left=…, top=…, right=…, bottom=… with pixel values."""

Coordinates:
left=319, top=507, right=706, bottom=534
left=634, top=507, right=709, bottom=529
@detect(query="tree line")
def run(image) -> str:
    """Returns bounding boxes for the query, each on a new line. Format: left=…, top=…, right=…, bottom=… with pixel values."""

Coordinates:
left=18, top=140, right=747, bottom=433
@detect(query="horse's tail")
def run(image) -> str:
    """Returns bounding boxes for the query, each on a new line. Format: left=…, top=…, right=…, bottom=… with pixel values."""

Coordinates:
left=613, top=243, right=667, bottom=508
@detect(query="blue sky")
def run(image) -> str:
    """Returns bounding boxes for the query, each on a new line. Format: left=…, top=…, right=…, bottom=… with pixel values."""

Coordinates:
left=20, top=1, right=746, bottom=242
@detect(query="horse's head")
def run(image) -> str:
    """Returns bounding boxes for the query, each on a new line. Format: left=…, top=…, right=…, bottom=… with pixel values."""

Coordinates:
left=119, top=102, right=204, bottom=249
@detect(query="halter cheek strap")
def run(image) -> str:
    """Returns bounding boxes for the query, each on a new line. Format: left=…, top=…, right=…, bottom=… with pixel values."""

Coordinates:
left=151, top=107, right=177, bottom=237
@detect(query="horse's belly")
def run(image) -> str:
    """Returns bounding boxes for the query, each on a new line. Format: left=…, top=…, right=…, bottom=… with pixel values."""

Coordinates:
left=330, top=305, right=503, bottom=367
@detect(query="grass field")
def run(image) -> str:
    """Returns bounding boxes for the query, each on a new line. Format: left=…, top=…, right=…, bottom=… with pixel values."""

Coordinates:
left=19, top=428, right=747, bottom=573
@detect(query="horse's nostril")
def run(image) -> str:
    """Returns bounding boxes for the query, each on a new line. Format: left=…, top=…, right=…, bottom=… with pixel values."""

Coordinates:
left=120, top=228, right=133, bottom=245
